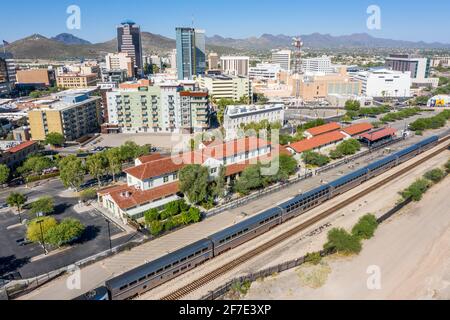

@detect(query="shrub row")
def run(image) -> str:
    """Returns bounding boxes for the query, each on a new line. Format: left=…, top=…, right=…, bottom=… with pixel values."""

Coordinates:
left=26, top=172, right=60, bottom=183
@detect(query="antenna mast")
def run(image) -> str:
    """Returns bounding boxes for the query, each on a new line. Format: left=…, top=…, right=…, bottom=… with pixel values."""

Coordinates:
left=292, top=37, right=303, bottom=100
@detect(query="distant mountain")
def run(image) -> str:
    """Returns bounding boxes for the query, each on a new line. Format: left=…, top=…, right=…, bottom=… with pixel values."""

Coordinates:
left=4, top=32, right=242, bottom=60
left=206, top=32, right=450, bottom=50
left=51, top=33, right=91, bottom=45
left=5, top=32, right=449, bottom=60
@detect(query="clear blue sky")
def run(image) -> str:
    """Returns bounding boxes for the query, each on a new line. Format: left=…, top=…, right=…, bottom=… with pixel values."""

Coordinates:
left=1, top=0, right=448, bottom=43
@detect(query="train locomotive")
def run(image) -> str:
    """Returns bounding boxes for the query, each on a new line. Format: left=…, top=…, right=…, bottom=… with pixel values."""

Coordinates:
left=74, top=136, right=439, bottom=300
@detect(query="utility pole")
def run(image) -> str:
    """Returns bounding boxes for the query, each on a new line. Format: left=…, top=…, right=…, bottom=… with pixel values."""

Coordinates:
left=37, top=219, right=47, bottom=255
left=105, top=219, right=112, bottom=251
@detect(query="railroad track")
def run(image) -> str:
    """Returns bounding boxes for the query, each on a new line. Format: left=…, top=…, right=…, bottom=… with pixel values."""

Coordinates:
left=160, top=136, right=450, bottom=300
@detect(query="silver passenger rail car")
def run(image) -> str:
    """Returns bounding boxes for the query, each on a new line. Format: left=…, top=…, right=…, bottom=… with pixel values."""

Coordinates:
left=329, top=168, right=370, bottom=198
left=105, top=239, right=214, bottom=300
left=279, top=185, right=331, bottom=222
left=208, top=207, right=282, bottom=256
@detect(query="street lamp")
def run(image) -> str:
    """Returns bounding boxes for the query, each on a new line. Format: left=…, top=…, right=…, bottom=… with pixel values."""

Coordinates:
left=105, top=219, right=112, bottom=251
left=36, top=219, right=47, bottom=255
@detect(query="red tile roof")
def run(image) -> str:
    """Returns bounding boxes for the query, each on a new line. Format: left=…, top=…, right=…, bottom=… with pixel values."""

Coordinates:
left=360, top=128, right=397, bottom=142
left=180, top=91, right=208, bottom=97
left=102, top=182, right=180, bottom=210
left=288, top=131, right=346, bottom=153
left=125, top=137, right=272, bottom=181
left=124, top=157, right=184, bottom=180
left=342, top=123, right=374, bottom=136
left=137, top=153, right=165, bottom=164
left=7, top=141, right=37, bottom=153
left=305, top=122, right=341, bottom=136
left=203, top=136, right=271, bottom=160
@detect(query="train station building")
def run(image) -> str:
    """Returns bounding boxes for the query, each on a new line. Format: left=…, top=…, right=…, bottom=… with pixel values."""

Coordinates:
left=360, top=127, right=397, bottom=147
left=98, top=137, right=284, bottom=222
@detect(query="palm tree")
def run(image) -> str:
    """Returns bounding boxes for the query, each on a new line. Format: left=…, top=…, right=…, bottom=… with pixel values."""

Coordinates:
left=6, top=192, right=28, bottom=223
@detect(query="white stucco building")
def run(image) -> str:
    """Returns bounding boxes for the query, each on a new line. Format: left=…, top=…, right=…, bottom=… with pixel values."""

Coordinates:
left=351, top=69, right=412, bottom=98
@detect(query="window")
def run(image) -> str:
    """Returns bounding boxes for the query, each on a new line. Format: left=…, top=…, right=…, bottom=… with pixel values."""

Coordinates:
left=119, top=285, right=128, bottom=291
left=164, top=176, right=169, bottom=183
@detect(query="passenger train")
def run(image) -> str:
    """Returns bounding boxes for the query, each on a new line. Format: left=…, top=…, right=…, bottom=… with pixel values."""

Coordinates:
left=74, top=136, right=440, bottom=300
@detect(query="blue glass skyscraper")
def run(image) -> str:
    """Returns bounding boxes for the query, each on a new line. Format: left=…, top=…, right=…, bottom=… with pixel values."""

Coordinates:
left=176, top=27, right=206, bottom=80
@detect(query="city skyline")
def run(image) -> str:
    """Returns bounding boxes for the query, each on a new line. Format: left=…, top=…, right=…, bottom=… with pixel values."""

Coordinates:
left=1, top=0, right=450, bottom=44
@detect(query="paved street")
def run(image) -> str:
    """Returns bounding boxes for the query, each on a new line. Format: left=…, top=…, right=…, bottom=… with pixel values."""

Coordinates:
left=0, top=179, right=136, bottom=279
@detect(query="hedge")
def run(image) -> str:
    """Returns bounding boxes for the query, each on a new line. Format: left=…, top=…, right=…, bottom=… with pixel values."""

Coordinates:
left=26, top=172, right=60, bottom=183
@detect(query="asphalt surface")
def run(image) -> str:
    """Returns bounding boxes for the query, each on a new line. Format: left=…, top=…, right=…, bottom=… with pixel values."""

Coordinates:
left=0, top=179, right=133, bottom=279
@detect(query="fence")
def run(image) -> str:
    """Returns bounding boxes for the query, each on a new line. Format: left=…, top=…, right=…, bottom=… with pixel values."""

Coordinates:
left=205, top=172, right=313, bottom=218
left=316, top=137, right=404, bottom=175
left=2, top=233, right=148, bottom=300
left=201, top=196, right=414, bottom=300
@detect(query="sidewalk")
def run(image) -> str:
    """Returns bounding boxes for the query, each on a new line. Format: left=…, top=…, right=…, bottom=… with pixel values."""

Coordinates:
left=89, top=201, right=135, bottom=234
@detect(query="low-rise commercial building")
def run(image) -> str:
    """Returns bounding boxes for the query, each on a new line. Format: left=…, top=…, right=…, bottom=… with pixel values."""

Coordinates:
left=16, top=68, right=55, bottom=87
left=0, top=141, right=39, bottom=168
left=299, top=72, right=361, bottom=102
left=351, top=69, right=412, bottom=98
left=224, top=104, right=285, bottom=140
left=28, top=94, right=102, bottom=141
left=56, top=73, right=98, bottom=89
left=197, top=74, right=252, bottom=101
left=249, top=63, right=282, bottom=80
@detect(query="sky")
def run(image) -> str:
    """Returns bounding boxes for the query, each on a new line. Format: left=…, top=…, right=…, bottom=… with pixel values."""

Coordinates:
left=1, top=0, right=449, bottom=44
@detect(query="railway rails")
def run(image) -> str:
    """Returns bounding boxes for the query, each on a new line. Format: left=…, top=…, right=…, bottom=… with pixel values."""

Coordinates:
left=160, top=135, right=450, bottom=300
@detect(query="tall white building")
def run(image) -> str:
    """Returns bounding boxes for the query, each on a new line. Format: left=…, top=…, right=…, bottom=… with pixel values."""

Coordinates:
left=302, top=56, right=334, bottom=74
left=351, top=69, right=412, bottom=98
left=224, top=104, right=285, bottom=140
left=271, top=50, right=291, bottom=72
left=220, top=56, right=250, bottom=77
left=249, top=63, right=282, bottom=80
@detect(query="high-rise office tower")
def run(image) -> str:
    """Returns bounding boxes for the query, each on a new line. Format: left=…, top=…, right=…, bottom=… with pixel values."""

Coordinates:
left=176, top=27, right=206, bottom=80
left=0, top=52, right=16, bottom=97
left=272, top=50, right=292, bottom=72
left=117, top=21, right=143, bottom=77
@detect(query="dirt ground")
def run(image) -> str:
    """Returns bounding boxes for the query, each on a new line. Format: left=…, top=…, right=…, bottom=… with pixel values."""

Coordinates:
left=244, top=176, right=450, bottom=300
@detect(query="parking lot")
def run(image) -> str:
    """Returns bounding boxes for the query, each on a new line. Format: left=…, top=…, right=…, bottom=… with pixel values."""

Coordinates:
left=0, top=180, right=134, bottom=279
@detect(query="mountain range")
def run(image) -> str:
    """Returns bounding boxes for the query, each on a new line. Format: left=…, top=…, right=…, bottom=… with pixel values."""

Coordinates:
left=4, top=32, right=450, bottom=60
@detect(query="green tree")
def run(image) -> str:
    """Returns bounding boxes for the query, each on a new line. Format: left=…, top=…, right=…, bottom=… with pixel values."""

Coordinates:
left=149, top=220, right=163, bottom=236
left=45, top=218, right=85, bottom=247
left=445, top=160, right=450, bottom=174
left=234, top=165, right=263, bottom=195
left=30, top=196, right=55, bottom=217
left=86, top=153, right=108, bottom=187
left=0, top=164, right=10, bottom=184
left=45, top=132, right=65, bottom=147
left=188, top=207, right=202, bottom=223
left=424, top=168, right=445, bottom=183
left=212, top=166, right=226, bottom=199
left=352, top=214, right=378, bottom=240
left=144, top=208, right=160, bottom=226
left=400, top=179, right=430, bottom=202
left=18, top=155, right=55, bottom=176
left=120, top=141, right=150, bottom=162
left=59, top=155, right=85, bottom=191
left=302, top=151, right=330, bottom=167
left=105, top=148, right=123, bottom=182
left=345, top=100, right=361, bottom=112
left=324, top=228, right=362, bottom=255
left=26, top=217, right=58, bottom=248
left=179, top=165, right=210, bottom=204
left=6, top=192, right=28, bottom=223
